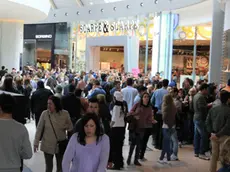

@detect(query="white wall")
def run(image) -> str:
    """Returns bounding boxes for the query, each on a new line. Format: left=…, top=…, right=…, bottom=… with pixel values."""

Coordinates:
left=85, top=36, right=139, bottom=72
left=224, top=0, right=230, bottom=31
left=174, top=0, right=213, bottom=26
left=0, top=22, right=23, bottom=71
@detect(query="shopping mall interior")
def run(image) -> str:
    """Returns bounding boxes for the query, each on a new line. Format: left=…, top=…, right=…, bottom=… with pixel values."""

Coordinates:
left=1, top=0, right=230, bottom=172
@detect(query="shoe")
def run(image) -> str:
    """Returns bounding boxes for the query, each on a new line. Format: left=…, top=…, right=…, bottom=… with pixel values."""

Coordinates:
left=194, top=154, right=199, bottom=157
left=199, top=154, right=210, bottom=160
left=157, top=159, right=165, bottom=164
left=170, top=154, right=179, bottom=161
left=134, top=160, right=142, bottom=166
left=140, top=157, right=148, bottom=162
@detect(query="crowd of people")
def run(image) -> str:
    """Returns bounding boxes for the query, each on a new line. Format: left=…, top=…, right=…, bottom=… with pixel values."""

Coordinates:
left=0, top=65, right=230, bottom=172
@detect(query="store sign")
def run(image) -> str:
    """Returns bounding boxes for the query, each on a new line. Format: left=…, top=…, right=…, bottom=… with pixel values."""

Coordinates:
left=79, top=20, right=139, bottom=33
left=35, top=35, right=52, bottom=39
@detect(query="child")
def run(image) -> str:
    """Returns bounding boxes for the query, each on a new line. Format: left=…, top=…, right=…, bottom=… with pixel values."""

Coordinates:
left=218, top=138, right=230, bottom=172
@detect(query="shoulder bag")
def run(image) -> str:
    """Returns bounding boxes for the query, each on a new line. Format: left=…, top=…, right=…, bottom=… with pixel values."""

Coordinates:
left=48, top=114, right=69, bottom=156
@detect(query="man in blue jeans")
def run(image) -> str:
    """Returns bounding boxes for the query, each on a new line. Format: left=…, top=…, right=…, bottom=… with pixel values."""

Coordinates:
left=193, top=83, right=210, bottom=160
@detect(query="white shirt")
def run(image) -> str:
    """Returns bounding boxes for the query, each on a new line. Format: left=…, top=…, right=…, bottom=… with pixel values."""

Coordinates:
left=121, top=86, right=138, bottom=112
left=112, top=106, right=125, bottom=127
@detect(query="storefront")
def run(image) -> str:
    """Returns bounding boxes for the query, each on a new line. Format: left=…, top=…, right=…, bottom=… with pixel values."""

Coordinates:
left=23, top=22, right=69, bottom=69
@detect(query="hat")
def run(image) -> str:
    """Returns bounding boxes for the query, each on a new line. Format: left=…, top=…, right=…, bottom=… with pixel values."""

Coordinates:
left=114, top=91, right=123, bottom=102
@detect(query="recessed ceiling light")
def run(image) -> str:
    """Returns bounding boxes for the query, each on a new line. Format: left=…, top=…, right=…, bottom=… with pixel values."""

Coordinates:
left=76, top=11, right=80, bottom=15
left=127, top=5, right=130, bottom=9
left=140, top=2, right=144, bottom=6
left=89, top=10, right=92, bottom=14
left=154, top=0, right=158, bottom=4
left=54, top=14, right=56, bottom=17
left=113, top=7, right=117, bottom=11
left=101, top=9, right=104, bottom=12
left=89, top=2, right=93, bottom=5
left=65, top=12, right=68, bottom=16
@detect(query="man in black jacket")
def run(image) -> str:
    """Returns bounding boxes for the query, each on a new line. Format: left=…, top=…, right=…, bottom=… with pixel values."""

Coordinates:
left=206, top=90, right=230, bottom=172
left=31, top=81, right=53, bottom=127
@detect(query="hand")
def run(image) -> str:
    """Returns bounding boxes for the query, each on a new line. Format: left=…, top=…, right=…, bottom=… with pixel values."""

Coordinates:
left=152, top=119, right=158, bottom=124
left=134, top=116, right=140, bottom=120
left=34, top=145, right=39, bottom=153
left=210, top=133, right=218, bottom=140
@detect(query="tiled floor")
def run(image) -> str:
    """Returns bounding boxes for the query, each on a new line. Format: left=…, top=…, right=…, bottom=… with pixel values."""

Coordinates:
left=24, top=120, right=210, bottom=172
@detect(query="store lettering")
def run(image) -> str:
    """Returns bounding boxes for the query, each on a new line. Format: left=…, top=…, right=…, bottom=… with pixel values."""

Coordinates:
left=35, top=35, right=52, bottom=39
left=79, top=20, right=139, bottom=33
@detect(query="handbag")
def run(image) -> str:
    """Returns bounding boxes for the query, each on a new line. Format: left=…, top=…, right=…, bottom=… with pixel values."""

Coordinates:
left=48, top=114, right=68, bottom=155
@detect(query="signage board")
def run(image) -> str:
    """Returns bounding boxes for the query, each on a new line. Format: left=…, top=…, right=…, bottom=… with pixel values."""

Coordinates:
left=35, top=35, right=52, bottom=39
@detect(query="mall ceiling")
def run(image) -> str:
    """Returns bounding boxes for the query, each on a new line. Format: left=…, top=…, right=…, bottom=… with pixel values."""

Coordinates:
left=51, top=0, right=125, bottom=8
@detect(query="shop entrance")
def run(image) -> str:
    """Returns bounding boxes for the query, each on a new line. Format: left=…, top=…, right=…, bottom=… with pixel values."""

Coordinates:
left=23, top=39, right=36, bottom=67
left=89, top=46, right=124, bottom=72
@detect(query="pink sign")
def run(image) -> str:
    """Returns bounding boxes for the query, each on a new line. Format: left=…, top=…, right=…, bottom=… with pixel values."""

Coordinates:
left=132, top=68, right=140, bottom=77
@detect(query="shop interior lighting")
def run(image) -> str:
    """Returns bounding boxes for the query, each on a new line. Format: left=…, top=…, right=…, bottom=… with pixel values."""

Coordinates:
left=76, top=11, right=80, bottom=15
left=89, top=10, right=92, bottom=14
left=101, top=9, right=104, bottom=12
left=54, top=14, right=56, bottom=17
left=154, top=0, right=158, bottom=4
left=65, top=13, right=68, bottom=16
left=113, top=7, right=117, bottom=11
left=140, top=2, right=144, bottom=6
left=127, top=5, right=130, bottom=9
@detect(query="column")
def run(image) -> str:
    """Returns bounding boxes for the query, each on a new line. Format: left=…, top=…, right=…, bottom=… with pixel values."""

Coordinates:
left=68, top=23, right=73, bottom=70
left=0, top=21, right=24, bottom=71
left=208, top=0, right=224, bottom=83
left=224, top=0, right=230, bottom=32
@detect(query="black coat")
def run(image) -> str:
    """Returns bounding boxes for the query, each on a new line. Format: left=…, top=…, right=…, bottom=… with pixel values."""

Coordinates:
left=31, top=88, right=53, bottom=115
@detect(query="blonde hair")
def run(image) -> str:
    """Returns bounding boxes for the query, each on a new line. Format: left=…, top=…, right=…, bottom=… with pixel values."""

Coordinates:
left=97, top=94, right=106, bottom=104
left=220, top=138, right=230, bottom=166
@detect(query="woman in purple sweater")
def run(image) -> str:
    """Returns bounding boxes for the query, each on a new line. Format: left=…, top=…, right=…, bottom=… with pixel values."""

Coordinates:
left=62, top=113, right=110, bottom=172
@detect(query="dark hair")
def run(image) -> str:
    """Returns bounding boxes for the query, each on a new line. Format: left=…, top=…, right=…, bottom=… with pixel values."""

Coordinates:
left=137, top=86, right=147, bottom=93
left=127, top=78, right=133, bottom=86
left=101, top=74, right=107, bottom=81
left=88, top=97, right=99, bottom=104
left=75, top=88, right=82, bottom=97
left=37, top=81, right=44, bottom=89
left=140, top=92, right=151, bottom=107
left=2, top=77, right=14, bottom=90
left=93, top=80, right=100, bottom=86
left=228, top=79, right=230, bottom=86
left=0, top=93, right=16, bottom=113
left=69, top=84, right=75, bottom=93
left=162, top=79, right=169, bottom=87
left=220, top=90, right=230, bottom=104
left=1, top=66, right=5, bottom=70
left=48, top=96, right=63, bottom=112
left=199, top=83, right=209, bottom=91
left=77, top=112, right=103, bottom=145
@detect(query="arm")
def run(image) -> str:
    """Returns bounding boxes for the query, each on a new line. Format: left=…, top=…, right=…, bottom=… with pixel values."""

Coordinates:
left=20, top=127, right=33, bottom=159
left=216, top=115, right=230, bottom=138
left=205, top=110, right=213, bottom=134
left=97, top=135, right=110, bottom=172
left=62, top=134, right=77, bottom=172
left=65, top=111, right=73, bottom=131
left=34, top=111, right=46, bottom=147
left=197, top=97, right=207, bottom=120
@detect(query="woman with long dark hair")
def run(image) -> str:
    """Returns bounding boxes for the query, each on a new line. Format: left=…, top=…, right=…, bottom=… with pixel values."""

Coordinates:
left=127, top=92, right=153, bottom=166
left=34, top=96, right=73, bottom=172
left=62, top=113, right=110, bottom=172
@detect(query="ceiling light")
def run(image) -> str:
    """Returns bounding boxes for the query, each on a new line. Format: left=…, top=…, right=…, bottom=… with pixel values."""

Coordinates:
left=113, top=7, right=117, bottom=11
left=76, top=11, right=80, bottom=15
left=54, top=14, right=56, bottom=17
left=127, top=5, right=130, bottom=9
left=89, top=10, right=92, bottom=14
left=140, top=2, right=144, bottom=6
left=154, top=0, right=158, bottom=4
left=101, top=9, right=104, bottom=12
left=89, top=2, right=93, bottom=5
left=65, top=13, right=68, bottom=16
